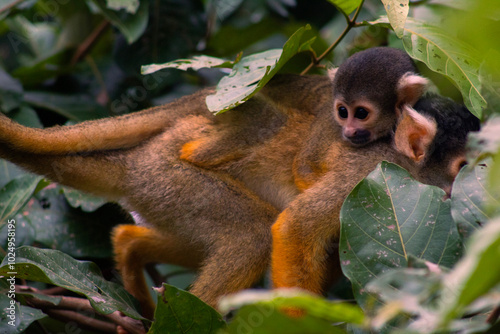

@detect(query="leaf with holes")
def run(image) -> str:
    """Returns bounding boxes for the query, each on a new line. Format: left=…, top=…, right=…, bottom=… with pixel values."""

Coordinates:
left=206, top=25, right=314, bottom=114
left=371, top=17, right=486, bottom=118
left=381, top=0, right=409, bottom=38
left=141, top=55, right=234, bottom=75
left=339, top=162, right=463, bottom=307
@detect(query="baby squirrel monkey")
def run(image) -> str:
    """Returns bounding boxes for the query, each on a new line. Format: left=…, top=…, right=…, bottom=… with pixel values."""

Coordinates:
left=180, top=48, right=428, bottom=172
left=0, top=58, right=477, bottom=322
left=331, top=47, right=428, bottom=146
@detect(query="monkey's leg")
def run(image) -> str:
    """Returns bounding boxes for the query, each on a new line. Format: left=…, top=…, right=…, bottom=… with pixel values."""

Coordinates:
left=112, top=225, right=203, bottom=319
left=271, top=171, right=349, bottom=294
left=190, top=233, right=272, bottom=308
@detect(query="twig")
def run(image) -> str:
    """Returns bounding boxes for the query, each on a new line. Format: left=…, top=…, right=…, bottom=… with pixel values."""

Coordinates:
left=301, top=0, right=365, bottom=75
left=40, top=286, right=68, bottom=295
left=487, top=304, right=500, bottom=324
left=44, top=309, right=116, bottom=333
left=70, top=20, right=110, bottom=66
left=23, top=291, right=147, bottom=334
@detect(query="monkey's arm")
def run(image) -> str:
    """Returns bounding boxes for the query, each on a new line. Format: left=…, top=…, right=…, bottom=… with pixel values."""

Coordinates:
left=271, top=169, right=355, bottom=293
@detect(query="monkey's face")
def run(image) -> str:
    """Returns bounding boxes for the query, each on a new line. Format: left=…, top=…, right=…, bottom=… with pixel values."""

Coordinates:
left=333, top=98, right=393, bottom=147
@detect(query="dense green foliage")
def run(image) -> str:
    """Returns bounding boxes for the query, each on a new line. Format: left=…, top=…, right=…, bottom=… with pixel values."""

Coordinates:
left=0, top=0, right=499, bottom=333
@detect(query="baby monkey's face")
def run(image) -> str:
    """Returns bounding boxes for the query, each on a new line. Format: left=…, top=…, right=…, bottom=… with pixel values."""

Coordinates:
left=333, top=98, right=394, bottom=146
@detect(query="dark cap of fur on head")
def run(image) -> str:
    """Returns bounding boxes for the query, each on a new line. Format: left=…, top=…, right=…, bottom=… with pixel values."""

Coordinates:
left=333, top=47, right=418, bottom=110
left=414, top=94, right=480, bottom=161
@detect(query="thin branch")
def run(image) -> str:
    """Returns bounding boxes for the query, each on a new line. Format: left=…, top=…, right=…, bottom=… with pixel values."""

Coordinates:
left=44, top=309, right=116, bottom=333
left=70, top=20, right=110, bottom=66
left=40, top=286, right=68, bottom=295
left=487, top=304, right=500, bottom=324
left=301, top=0, right=366, bottom=75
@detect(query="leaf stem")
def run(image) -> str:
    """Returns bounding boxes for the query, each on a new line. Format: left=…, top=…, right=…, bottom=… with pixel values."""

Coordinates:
left=301, top=0, right=365, bottom=75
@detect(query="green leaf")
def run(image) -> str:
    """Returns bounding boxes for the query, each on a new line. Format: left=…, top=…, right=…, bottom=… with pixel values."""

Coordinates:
left=148, top=284, right=226, bottom=334
left=61, top=186, right=107, bottom=212
left=0, top=246, right=144, bottom=320
left=91, top=0, right=148, bottom=44
left=0, top=68, right=23, bottom=113
left=105, top=0, right=139, bottom=14
left=326, top=0, right=363, bottom=16
left=366, top=267, right=442, bottom=329
left=339, top=162, right=463, bottom=307
left=0, top=292, right=46, bottom=333
left=141, top=55, right=234, bottom=75
left=451, top=163, right=494, bottom=240
left=220, top=289, right=364, bottom=333
left=439, top=219, right=500, bottom=328
left=6, top=105, right=42, bottom=128
left=11, top=186, right=118, bottom=258
left=381, top=0, right=409, bottom=38
left=0, top=175, right=43, bottom=222
left=206, top=25, right=313, bottom=114
left=372, top=17, right=486, bottom=118
left=467, top=117, right=500, bottom=161
left=24, top=91, right=108, bottom=121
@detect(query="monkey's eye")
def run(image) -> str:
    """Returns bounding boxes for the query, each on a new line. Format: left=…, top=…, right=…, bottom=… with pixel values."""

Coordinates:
left=355, top=107, right=368, bottom=120
left=338, top=106, right=348, bottom=119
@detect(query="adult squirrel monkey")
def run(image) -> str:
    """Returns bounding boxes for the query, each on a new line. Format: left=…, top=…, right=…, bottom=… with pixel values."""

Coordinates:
left=0, top=75, right=478, bottom=321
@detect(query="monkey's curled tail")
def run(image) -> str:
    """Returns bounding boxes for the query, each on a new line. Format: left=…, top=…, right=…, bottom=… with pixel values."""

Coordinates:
left=0, top=89, right=211, bottom=154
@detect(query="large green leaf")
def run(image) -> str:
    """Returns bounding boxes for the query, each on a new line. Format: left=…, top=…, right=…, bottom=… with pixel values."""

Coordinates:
left=326, top=0, right=363, bottom=16
left=0, top=246, right=144, bottom=320
left=439, top=219, right=500, bottom=328
left=206, top=25, right=314, bottom=114
left=148, top=284, right=226, bottom=334
left=451, top=163, right=494, bottom=240
left=381, top=0, right=409, bottom=38
left=371, top=17, right=486, bottom=118
left=339, top=162, right=463, bottom=307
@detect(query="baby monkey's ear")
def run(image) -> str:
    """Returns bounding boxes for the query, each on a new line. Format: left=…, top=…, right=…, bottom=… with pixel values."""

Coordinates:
left=396, top=73, right=429, bottom=115
left=327, top=67, right=338, bottom=81
left=394, top=104, right=437, bottom=164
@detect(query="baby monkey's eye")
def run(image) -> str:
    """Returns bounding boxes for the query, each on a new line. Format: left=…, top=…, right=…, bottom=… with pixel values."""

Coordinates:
left=338, top=106, right=348, bottom=119
left=355, top=107, right=368, bottom=120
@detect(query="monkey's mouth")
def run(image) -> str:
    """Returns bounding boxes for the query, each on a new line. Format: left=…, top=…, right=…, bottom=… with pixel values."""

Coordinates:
left=346, top=135, right=371, bottom=146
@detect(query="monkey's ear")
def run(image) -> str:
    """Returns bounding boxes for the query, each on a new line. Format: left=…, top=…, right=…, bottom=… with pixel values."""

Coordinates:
left=327, top=67, right=338, bottom=81
left=396, top=73, right=428, bottom=112
left=394, top=105, right=437, bottom=163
